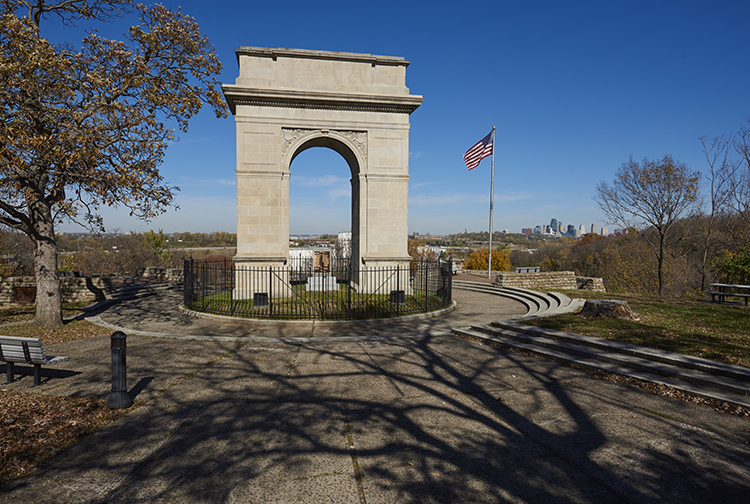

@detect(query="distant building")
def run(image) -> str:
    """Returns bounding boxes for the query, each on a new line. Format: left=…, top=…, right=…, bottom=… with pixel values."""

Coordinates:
left=338, top=232, right=351, bottom=257
left=601, top=227, right=608, bottom=236
left=567, top=224, right=576, bottom=236
left=591, top=223, right=597, bottom=234
left=579, top=224, right=585, bottom=235
left=521, top=228, right=532, bottom=235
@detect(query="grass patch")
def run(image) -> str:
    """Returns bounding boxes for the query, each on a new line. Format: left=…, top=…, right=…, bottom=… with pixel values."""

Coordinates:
left=190, top=285, right=447, bottom=320
left=0, top=319, right=107, bottom=345
left=0, top=303, right=87, bottom=325
left=0, top=303, right=104, bottom=345
left=523, top=291, right=750, bottom=367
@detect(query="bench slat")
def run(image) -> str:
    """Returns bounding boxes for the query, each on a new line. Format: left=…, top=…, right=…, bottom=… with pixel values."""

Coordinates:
left=0, top=348, right=45, bottom=357
left=0, top=336, right=43, bottom=346
left=1, top=353, right=68, bottom=365
left=1, top=348, right=48, bottom=364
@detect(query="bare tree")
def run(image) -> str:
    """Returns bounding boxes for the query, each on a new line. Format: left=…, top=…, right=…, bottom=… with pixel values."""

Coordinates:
left=595, top=156, right=700, bottom=295
left=727, top=126, right=750, bottom=235
left=697, top=135, right=740, bottom=289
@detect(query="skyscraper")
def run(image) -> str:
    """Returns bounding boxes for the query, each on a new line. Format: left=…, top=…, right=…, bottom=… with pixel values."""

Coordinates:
left=591, top=223, right=597, bottom=234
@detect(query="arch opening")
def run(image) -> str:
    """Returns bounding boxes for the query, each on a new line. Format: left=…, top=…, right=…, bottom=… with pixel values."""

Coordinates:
left=290, top=137, right=360, bottom=175
left=288, top=146, right=352, bottom=236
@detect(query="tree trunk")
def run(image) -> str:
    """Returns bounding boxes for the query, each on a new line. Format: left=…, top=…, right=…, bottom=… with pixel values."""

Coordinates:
left=657, top=233, right=665, bottom=296
left=33, top=210, right=62, bottom=328
left=700, top=243, right=710, bottom=292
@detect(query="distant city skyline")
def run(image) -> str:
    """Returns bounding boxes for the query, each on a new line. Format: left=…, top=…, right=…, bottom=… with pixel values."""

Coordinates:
left=519, top=218, right=624, bottom=238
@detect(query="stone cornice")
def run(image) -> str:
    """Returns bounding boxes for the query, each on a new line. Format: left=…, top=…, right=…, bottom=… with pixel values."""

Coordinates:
left=235, top=47, right=410, bottom=67
left=222, top=86, right=423, bottom=116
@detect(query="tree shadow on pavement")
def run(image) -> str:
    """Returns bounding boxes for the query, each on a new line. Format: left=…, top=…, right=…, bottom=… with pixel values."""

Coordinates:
left=10, top=332, right=744, bottom=503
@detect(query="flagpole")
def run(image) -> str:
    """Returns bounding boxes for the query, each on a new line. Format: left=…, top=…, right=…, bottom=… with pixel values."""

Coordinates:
left=488, top=125, right=495, bottom=279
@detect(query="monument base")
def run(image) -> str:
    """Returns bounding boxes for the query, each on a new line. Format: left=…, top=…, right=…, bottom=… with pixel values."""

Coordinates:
left=306, top=273, right=338, bottom=292
left=232, top=255, right=291, bottom=300
left=352, top=256, right=413, bottom=295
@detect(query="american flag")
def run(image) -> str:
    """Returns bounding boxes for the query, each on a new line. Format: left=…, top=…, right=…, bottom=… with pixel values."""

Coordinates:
left=463, top=130, right=494, bottom=170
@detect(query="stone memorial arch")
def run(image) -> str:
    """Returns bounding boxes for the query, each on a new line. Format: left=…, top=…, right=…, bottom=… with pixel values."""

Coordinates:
left=222, top=47, right=422, bottom=297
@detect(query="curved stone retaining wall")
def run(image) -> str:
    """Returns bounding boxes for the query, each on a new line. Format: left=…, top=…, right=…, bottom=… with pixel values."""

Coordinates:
left=576, top=276, right=606, bottom=291
left=0, top=276, right=113, bottom=305
left=494, top=271, right=606, bottom=292
left=140, top=267, right=184, bottom=282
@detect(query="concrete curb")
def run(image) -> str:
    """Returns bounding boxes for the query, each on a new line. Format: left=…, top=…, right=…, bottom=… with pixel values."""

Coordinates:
left=178, top=300, right=457, bottom=326
left=85, top=313, right=456, bottom=343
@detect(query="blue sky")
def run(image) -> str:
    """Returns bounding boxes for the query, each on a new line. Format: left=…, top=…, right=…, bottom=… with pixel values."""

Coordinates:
left=50, top=0, right=750, bottom=236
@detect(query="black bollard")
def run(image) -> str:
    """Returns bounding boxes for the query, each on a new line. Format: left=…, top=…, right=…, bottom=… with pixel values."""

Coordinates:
left=107, top=331, right=133, bottom=410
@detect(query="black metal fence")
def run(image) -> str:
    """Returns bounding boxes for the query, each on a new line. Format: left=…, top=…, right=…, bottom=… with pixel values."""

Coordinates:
left=183, top=257, right=452, bottom=320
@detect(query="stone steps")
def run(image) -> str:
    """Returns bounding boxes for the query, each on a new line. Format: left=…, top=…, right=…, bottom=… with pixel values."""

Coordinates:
left=79, top=282, right=182, bottom=315
left=452, top=280, right=584, bottom=319
left=452, top=321, right=750, bottom=409
left=108, top=282, right=181, bottom=299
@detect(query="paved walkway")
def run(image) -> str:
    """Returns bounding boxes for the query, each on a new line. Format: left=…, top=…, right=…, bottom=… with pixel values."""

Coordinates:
left=2, top=289, right=750, bottom=503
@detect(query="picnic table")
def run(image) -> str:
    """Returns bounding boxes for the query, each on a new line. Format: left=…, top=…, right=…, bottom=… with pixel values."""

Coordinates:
left=708, top=283, right=750, bottom=306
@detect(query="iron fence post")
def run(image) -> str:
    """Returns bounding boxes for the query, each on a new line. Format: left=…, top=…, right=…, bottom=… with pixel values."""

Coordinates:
left=347, top=260, right=352, bottom=319
left=269, top=266, right=273, bottom=319
left=424, top=260, right=428, bottom=313
left=183, top=258, right=190, bottom=306
left=445, top=259, right=453, bottom=303
left=443, top=259, right=453, bottom=304
left=183, top=258, right=188, bottom=306
left=230, top=259, right=235, bottom=317
left=396, top=264, right=400, bottom=317
left=201, top=261, right=206, bottom=311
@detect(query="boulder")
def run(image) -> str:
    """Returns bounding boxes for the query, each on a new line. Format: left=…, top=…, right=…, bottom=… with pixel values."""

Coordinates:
left=578, top=299, right=638, bottom=320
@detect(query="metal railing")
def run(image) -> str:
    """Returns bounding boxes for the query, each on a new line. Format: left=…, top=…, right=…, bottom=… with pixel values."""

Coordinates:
left=183, top=257, right=452, bottom=320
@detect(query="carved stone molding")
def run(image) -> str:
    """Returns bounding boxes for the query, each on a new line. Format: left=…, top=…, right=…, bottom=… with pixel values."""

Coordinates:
left=339, top=130, right=368, bottom=162
left=281, top=128, right=368, bottom=162
left=280, top=128, right=310, bottom=156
